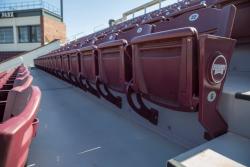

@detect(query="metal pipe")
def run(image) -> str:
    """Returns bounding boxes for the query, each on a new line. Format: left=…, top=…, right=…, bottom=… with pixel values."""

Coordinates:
left=60, top=0, right=63, bottom=21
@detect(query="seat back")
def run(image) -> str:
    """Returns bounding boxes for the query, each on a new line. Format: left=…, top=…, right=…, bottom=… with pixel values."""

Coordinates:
left=69, top=51, right=80, bottom=76
left=55, top=54, right=62, bottom=71
left=78, top=34, right=117, bottom=83
left=13, top=72, right=31, bottom=87
left=79, top=46, right=98, bottom=83
left=0, top=86, right=41, bottom=167
left=17, top=66, right=27, bottom=73
left=98, top=24, right=153, bottom=92
left=154, top=5, right=236, bottom=37
left=231, top=2, right=250, bottom=43
left=132, top=28, right=198, bottom=110
left=48, top=56, right=54, bottom=70
left=118, top=24, right=153, bottom=42
left=61, top=53, right=70, bottom=73
left=16, top=69, right=29, bottom=78
left=2, top=75, right=33, bottom=122
left=131, top=5, right=236, bottom=110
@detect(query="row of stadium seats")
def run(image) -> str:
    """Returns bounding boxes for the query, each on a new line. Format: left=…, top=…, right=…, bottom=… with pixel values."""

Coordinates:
left=35, top=0, right=237, bottom=139
left=0, top=52, right=24, bottom=63
left=0, top=66, right=41, bottom=167
left=49, top=0, right=236, bottom=54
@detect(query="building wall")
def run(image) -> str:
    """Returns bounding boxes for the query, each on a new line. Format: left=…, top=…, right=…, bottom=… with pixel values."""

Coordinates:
left=42, top=15, right=66, bottom=44
left=0, top=16, right=41, bottom=52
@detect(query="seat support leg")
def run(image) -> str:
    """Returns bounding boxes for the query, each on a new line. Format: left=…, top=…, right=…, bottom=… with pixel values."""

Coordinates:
left=127, top=85, right=158, bottom=125
left=96, top=79, right=122, bottom=108
left=68, top=73, right=78, bottom=86
left=85, top=80, right=100, bottom=98
left=78, top=75, right=88, bottom=91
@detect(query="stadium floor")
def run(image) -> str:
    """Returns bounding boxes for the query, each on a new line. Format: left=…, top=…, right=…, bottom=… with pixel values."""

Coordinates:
left=27, top=68, right=186, bottom=167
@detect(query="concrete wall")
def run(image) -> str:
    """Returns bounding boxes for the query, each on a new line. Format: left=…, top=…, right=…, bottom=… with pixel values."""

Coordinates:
left=0, top=40, right=60, bottom=72
left=0, top=16, right=42, bottom=52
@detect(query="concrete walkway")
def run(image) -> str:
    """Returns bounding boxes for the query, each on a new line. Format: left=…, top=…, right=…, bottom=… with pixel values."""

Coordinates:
left=28, top=69, right=185, bottom=167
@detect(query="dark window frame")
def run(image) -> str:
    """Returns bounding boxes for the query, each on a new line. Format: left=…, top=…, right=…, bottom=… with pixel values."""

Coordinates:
left=18, top=25, right=41, bottom=43
left=0, top=26, right=14, bottom=44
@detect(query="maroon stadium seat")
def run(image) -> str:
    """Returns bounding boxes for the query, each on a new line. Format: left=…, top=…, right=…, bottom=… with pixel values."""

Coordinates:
left=96, top=24, right=153, bottom=107
left=68, top=50, right=81, bottom=86
left=0, top=82, right=41, bottom=167
left=61, top=53, right=71, bottom=81
left=71, top=34, right=114, bottom=96
left=54, top=54, right=63, bottom=78
left=0, top=74, right=33, bottom=122
left=128, top=5, right=236, bottom=138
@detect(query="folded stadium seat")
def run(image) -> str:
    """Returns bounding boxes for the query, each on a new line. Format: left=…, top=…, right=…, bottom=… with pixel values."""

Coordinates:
left=1, top=70, right=30, bottom=92
left=54, top=41, right=77, bottom=78
left=0, top=68, right=23, bottom=86
left=37, top=57, right=43, bottom=70
left=52, top=53, right=64, bottom=79
left=75, top=34, right=114, bottom=96
left=49, top=56, right=57, bottom=75
left=45, top=56, right=54, bottom=74
left=39, top=56, right=47, bottom=72
left=0, top=74, right=32, bottom=114
left=43, top=57, right=48, bottom=72
left=61, top=53, right=71, bottom=81
left=0, top=78, right=41, bottom=167
left=41, top=55, right=50, bottom=73
left=60, top=36, right=97, bottom=82
left=67, top=49, right=81, bottom=86
left=96, top=24, right=153, bottom=108
left=6, top=68, right=29, bottom=85
left=128, top=5, right=237, bottom=139
left=38, top=57, right=44, bottom=70
left=0, top=74, right=33, bottom=122
left=61, top=37, right=94, bottom=83
left=0, top=70, right=15, bottom=89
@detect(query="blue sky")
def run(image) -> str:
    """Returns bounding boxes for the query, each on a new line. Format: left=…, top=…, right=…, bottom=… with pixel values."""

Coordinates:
left=63, top=0, right=153, bottom=38
left=1, top=0, right=176, bottom=39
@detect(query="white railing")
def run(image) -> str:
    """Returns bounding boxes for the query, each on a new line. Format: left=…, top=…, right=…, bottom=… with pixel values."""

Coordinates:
left=0, top=0, right=60, bottom=16
left=114, top=0, right=182, bottom=24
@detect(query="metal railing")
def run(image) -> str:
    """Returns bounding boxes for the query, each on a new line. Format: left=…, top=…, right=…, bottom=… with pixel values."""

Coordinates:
left=0, top=0, right=60, bottom=16
left=114, top=0, right=181, bottom=24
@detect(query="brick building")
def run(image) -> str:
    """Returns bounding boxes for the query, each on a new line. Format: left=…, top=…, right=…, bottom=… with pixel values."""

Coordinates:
left=0, top=1, right=66, bottom=61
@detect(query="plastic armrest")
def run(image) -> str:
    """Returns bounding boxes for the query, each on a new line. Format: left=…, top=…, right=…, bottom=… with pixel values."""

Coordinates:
left=131, top=27, right=198, bottom=44
left=98, top=39, right=128, bottom=49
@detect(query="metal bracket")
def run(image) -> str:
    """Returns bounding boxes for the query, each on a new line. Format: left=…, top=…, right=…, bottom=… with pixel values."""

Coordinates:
left=96, top=79, right=122, bottom=108
left=126, top=84, right=158, bottom=125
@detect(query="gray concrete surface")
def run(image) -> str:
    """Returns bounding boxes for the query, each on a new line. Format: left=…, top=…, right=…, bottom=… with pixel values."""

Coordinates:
left=27, top=69, right=186, bottom=167
left=172, top=133, right=250, bottom=167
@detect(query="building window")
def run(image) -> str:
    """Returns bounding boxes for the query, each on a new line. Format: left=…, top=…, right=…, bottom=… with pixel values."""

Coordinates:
left=18, top=26, right=29, bottom=43
left=18, top=25, right=41, bottom=43
left=31, top=26, right=41, bottom=42
left=0, top=27, right=14, bottom=44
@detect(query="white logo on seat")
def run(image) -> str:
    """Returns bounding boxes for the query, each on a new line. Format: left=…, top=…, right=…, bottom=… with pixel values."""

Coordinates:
left=137, top=28, right=143, bottom=33
left=200, top=1, right=207, bottom=5
left=210, top=55, right=227, bottom=84
left=189, top=13, right=199, bottom=22
left=212, top=64, right=227, bottom=75
left=207, top=91, right=217, bottom=102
